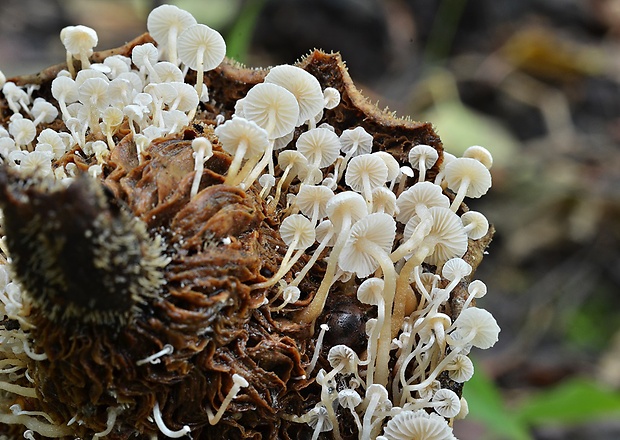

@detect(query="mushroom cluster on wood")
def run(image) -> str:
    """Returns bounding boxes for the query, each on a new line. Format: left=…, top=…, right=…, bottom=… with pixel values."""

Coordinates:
left=0, top=5, right=497, bottom=440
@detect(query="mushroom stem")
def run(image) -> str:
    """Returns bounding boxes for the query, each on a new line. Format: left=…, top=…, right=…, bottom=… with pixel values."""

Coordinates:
left=187, top=51, right=204, bottom=122
left=365, top=241, right=397, bottom=388
left=224, top=139, right=249, bottom=185
left=289, top=228, right=334, bottom=287
left=449, top=176, right=471, bottom=212
left=240, top=141, right=274, bottom=190
left=207, top=374, right=249, bottom=425
left=296, top=216, right=352, bottom=324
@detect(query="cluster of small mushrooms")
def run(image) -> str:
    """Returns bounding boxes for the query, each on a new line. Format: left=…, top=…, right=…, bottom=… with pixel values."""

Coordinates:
left=0, top=4, right=499, bottom=440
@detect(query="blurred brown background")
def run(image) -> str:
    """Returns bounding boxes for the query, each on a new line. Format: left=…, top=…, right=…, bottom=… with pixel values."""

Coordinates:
left=1, top=0, right=620, bottom=438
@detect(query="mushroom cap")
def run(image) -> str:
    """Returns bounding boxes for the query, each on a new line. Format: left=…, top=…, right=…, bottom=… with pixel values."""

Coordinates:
left=242, top=83, right=299, bottom=139
left=345, top=153, right=389, bottom=194
left=356, top=277, right=385, bottom=306
left=339, top=213, right=396, bottom=278
left=278, top=214, right=316, bottom=250
left=31, top=98, right=58, bottom=124
left=383, top=410, right=454, bottom=440
left=60, top=25, right=98, bottom=55
left=451, top=307, right=500, bottom=350
left=307, top=405, right=333, bottom=431
left=431, top=388, right=461, bottom=418
left=408, top=144, right=439, bottom=171
left=168, top=81, right=199, bottom=112
left=51, top=76, right=78, bottom=103
left=396, top=181, right=450, bottom=224
left=282, top=285, right=300, bottom=303
left=232, top=373, right=249, bottom=388
left=461, top=211, right=489, bottom=240
left=468, top=279, right=487, bottom=299
left=339, top=126, right=373, bottom=156
left=147, top=4, right=197, bottom=48
left=441, top=257, right=472, bottom=282
left=177, top=24, right=226, bottom=71
left=214, top=116, right=269, bottom=159
left=325, top=191, right=367, bottom=230
left=371, top=186, right=398, bottom=216
left=403, top=206, right=467, bottom=266
left=463, top=145, right=493, bottom=169
left=315, top=220, right=336, bottom=246
left=296, top=184, right=334, bottom=221
left=74, top=69, right=108, bottom=88
left=78, top=78, right=110, bottom=109
left=264, top=64, right=324, bottom=125
left=153, top=62, right=184, bottom=83
left=323, top=87, right=340, bottom=109
left=373, top=151, right=400, bottom=183
left=277, top=150, right=308, bottom=175
left=446, top=354, right=474, bottom=383
left=131, top=43, right=159, bottom=70
left=444, top=157, right=492, bottom=199
left=327, top=344, right=359, bottom=374
left=365, top=383, right=389, bottom=401
left=296, top=127, right=341, bottom=169
left=338, top=389, right=362, bottom=409
left=8, top=118, right=36, bottom=146
left=102, top=107, right=124, bottom=127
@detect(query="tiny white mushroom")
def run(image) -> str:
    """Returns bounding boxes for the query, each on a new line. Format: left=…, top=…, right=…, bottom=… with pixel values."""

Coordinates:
left=60, top=25, right=98, bottom=75
left=461, top=210, right=489, bottom=240
left=463, top=145, right=493, bottom=169
left=264, top=64, right=324, bottom=126
left=408, top=144, right=439, bottom=183
left=152, top=401, right=191, bottom=437
left=177, top=24, right=226, bottom=120
left=207, top=374, right=249, bottom=425
left=444, top=157, right=492, bottom=212
left=147, top=4, right=197, bottom=66
left=190, top=137, right=213, bottom=198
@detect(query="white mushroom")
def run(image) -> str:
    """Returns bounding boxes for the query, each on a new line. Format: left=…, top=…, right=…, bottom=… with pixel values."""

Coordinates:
left=147, top=4, right=197, bottom=66
left=177, top=23, right=226, bottom=119
left=444, top=157, right=492, bottom=212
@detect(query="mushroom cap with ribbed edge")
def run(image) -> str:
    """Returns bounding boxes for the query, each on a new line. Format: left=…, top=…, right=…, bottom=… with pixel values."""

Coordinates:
left=431, top=388, right=461, bottom=418
left=446, top=354, right=474, bottom=383
left=264, top=64, right=324, bottom=126
left=371, top=186, right=398, bottom=215
left=339, top=213, right=396, bottom=278
left=327, top=344, right=359, bottom=374
left=241, top=83, right=299, bottom=139
left=383, top=409, right=455, bottom=440
left=451, top=307, right=500, bottom=350
left=345, top=153, right=389, bottom=194
left=214, top=116, right=269, bottom=159
left=278, top=214, right=315, bottom=250
left=408, top=144, right=439, bottom=171
left=339, top=126, right=373, bottom=156
left=373, top=151, right=400, bottom=183
left=461, top=210, right=489, bottom=240
left=463, top=145, right=493, bottom=169
left=177, top=24, right=226, bottom=72
left=296, top=127, right=341, bottom=169
left=444, top=157, right=492, bottom=199
left=356, top=277, right=385, bottom=306
left=295, top=184, right=334, bottom=221
left=60, top=25, right=98, bottom=56
left=277, top=150, right=308, bottom=175
left=403, top=206, right=467, bottom=266
left=441, top=257, right=472, bottom=282
left=147, top=4, right=197, bottom=49
left=396, top=181, right=450, bottom=224
left=325, top=191, right=367, bottom=230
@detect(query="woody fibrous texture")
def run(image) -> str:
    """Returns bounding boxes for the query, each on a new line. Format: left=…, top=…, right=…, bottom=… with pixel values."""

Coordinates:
left=0, top=6, right=497, bottom=440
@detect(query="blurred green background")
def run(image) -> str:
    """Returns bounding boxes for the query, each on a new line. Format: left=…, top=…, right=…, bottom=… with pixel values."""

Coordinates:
left=1, top=0, right=620, bottom=438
